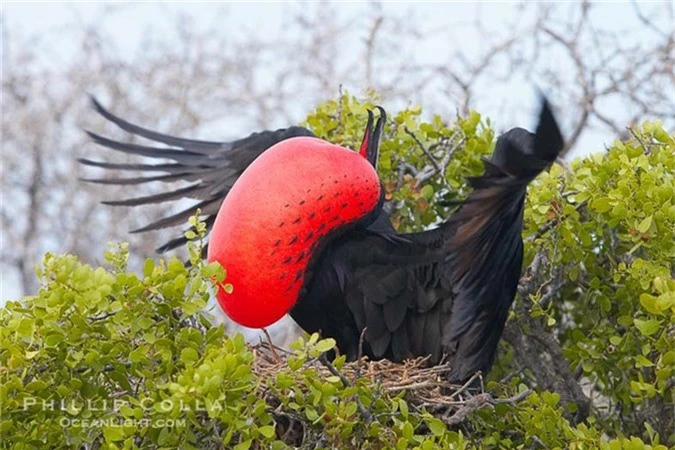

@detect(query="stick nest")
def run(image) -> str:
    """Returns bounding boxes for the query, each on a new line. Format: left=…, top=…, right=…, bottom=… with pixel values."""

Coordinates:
left=251, top=341, right=478, bottom=407
left=245, top=340, right=533, bottom=447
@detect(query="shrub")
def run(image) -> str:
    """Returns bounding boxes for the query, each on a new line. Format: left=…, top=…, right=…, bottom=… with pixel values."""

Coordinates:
left=1, top=96, right=673, bottom=448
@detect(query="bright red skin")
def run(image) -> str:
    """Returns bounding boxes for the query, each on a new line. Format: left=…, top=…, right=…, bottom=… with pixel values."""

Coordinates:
left=207, top=137, right=381, bottom=328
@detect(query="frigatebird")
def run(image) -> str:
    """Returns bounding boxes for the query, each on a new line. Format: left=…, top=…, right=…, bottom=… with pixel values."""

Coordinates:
left=82, top=98, right=563, bottom=382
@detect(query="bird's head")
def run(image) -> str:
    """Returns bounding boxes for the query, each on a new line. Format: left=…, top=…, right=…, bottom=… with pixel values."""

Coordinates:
left=207, top=109, right=386, bottom=328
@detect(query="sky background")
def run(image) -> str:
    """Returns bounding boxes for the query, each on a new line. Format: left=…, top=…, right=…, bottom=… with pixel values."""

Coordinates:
left=4, top=1, right=667, bottom=132
left=3, top=2, right=670, bottom=147
left=1, top=1, right=673, bottom=303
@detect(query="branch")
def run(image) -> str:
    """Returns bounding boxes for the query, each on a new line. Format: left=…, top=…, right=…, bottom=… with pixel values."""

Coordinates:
left=441, top=389, right=534, bottom=427
left=405, top=127, right=441, bottom=171
left=524, top=200, right=587, bottom=244
left=442, top=393, right=492, bottom=426
left=508, top=249, right=591, bottom=423
left=319, top=354, right=373, bottom=423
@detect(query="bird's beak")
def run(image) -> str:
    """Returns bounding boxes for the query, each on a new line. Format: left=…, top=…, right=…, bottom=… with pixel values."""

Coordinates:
left=359, top=106, right=386, bottom=169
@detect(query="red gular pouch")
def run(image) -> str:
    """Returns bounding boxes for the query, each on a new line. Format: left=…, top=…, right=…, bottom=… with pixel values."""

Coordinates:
left=207, top=109, right=386, bottom=328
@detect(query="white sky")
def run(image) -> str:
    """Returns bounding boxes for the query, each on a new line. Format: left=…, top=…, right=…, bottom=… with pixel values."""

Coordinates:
left=1, top=1, right=672, bottom=303
left=3, top=1, right=668, bottom=147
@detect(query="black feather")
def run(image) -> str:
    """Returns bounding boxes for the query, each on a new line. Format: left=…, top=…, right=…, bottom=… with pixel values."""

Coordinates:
left=90, top=96, right=226, bottom=153
left=85, top=131, right=206, bottom=164
left=130, top=198, right=221, bottom=233
left=81, top=173, right=191, bottom=185
left=78, top=158, right=188, bottom=172
left=101, top=183, right=203, bottom=206
left=84, top=97, right=315, bottom=251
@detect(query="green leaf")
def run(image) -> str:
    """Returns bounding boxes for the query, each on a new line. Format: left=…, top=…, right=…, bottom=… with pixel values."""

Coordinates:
left=143, top=258, right=155, bottom=277
left=635, top=355, right=653, bottom=368
left=541, top=391, right=560, bottom=406
left=421, top=184, right=434, bottom=200
left=426, top=418, right=446, bottom=436
left=15, top=318, right=33, bottom=336
left=398, top=399, right=409, bottom=419
left=637, top=215, right=653, bottom=233
left=25, top=380, right=48, bottom=392
left=314, top=338, right=336, bottom=353
left=137, top=317, right=154, bottom=330
left=308, top=333, right=319, bottom=345
left=129, top=347, right=146, bottom=363
left=402, top=421, right=413, bottom=439
left=234, top=440, right=252, bottom=450
left=180, top=347, right=200, bottom=364
left=258, top=425, right=276, bottom=439
left=44, top=332, right=64, bottom=347
left=591, top=197, right=612, bottom=213
left=103, top=426, right=125, bottom=442
left=633, top=318, right=661, bottom=336
left=640, top=294, right=661, bottom=315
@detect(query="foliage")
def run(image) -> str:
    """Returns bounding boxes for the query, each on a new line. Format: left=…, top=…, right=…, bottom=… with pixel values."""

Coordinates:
left=304, top=92, right=494, bottom=232
left=2, top=95, right=673, bottom=448
left=307, top=94, right=674, bottom=443
left=521, top=123, right=674, bottom=439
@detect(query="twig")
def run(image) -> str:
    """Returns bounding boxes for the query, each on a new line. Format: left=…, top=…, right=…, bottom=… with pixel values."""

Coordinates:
left=415, top=135, right=466, bottom=186
left=442, top=393, right=493, bottom=426
left=449, top=371, right=482, bottom=400
left=627, top=126, right=652, bottom=155
left=319, top=354, right=373, bottom=423
left=500, top=366, right=525, bottom=384
left=386, top=380, right=441, bottom=393
left=354, top=327, right=367, bottom=383
left=74, top=362, right=131, bottom=374
left=88, top=311, right=118, bottom=322
left=404, top=127, right=441, bottom=173
left=524, top=200, right=586, bottom=244
left=517, top=247, right=547, bottom=297
left=262, top=328, right=282, bottom=363
left=492, top=388, right=534, bottom=404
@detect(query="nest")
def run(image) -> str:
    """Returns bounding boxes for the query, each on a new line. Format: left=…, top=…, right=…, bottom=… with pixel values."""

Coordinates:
left=250, top=341, right=478, bottom=406
left=247, top=340, right=532, bottom=439
left=245, top=340, right=534, bottom=446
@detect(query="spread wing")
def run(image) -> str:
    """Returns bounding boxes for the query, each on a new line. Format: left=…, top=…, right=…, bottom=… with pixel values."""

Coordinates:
left=320, top=99, right=562, bottom=382
left=81, top=97, right=315, bottom=252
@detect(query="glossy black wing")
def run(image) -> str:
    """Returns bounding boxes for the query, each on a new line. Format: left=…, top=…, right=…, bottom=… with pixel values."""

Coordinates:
left=311, top=99, right=563, bottom=382
left=81, top=97, right=315, bottom=252
left=344, top=246, right=455, bottom=364
left=442, top=99, right=563, bottom=380
left=327, top=197, right=523, bottom=382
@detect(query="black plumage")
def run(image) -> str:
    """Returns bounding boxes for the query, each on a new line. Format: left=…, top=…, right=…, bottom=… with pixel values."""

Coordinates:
left=83, top=98, right=563, bottom=382
left=81, top=96, right=314, bottom=248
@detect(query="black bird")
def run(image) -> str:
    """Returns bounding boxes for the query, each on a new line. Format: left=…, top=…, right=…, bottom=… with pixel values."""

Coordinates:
left=82, top=97, right=563, bottom=382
